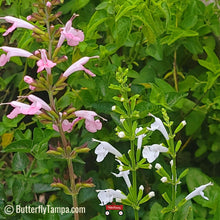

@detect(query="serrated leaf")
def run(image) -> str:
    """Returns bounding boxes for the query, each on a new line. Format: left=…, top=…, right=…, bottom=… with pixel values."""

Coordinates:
left=2, top=139, right=33, bottom=153
left=12, top=152, right=29, bottom=171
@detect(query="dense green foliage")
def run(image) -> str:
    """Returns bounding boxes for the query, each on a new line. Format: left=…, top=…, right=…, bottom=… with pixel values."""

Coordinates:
left=0, top=0, right=220, bottom=219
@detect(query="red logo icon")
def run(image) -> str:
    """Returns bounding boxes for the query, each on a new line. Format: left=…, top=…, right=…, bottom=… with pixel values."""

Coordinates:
left=105, top=203, right=123, bottom=216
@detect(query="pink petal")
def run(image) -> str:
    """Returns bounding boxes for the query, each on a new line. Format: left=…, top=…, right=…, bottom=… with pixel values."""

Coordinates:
left=7, top=108, right=20, bottom=119
left=0, top=54, right=8, bottom=66
left=2, top=23, right=17, bottom=36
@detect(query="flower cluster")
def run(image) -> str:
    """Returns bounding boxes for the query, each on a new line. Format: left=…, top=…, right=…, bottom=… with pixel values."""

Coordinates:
left=0, top=12, right=102, bottom=134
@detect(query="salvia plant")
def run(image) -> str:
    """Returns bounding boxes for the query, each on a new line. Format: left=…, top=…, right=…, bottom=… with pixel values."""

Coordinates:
left=0, top=1, right=103, bottom=220
left=0, top=0, right=219, bottom=219
left=93, top=67, right=213, bottom=219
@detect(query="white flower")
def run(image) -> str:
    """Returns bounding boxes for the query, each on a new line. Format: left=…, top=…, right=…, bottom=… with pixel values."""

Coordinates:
left=147, top=113, right=169, bottom=140
left=142, top=144, right=168, bottom=163
left=135, top=127, right=146, bottom=149
left=112, top=170, right=131, bottom=188
left=185, top=182, right=213, bottom=201
left=160, top=177, right=168, bottom=183
left=93, top=139, right=122, bottom=162
left=96, top=189, right=126, bottom=206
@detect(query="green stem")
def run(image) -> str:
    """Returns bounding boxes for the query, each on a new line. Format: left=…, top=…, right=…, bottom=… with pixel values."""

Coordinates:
left=131, top=139, right=139, bottom=220
left=168, top=127, right=177, bottom=218
left=67, top=159, right=79, bottom=220
left=44, top=0, right=53, bottom=59
left=171, top=155, right=177, bottom=217
left=26, top=158, right=36, bottom=178
left=173, top=50, right=178, bottom=91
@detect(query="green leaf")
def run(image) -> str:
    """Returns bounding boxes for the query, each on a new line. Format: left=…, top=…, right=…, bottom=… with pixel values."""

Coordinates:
left=185, top=109, right=206, bottom=135
left=161, top=27, right=198, bottom=45
left=59, top=0, right=90, bottom=14
left=113, top=16, right=131, bottom=46
left=33, top=183, right=59, bottom=193
left=12, top=152, right=29, bottom=171
left=149, top=202, right=164, bottom=220
left=181, top=1, right=198, bottom=29
left=2, top=140, right=33, bottom=153
left=86, top=10, right=108, bottom=38
left=115, top=2, right=136, bottom=22
left=12, top=178, right=26, bottom=204
left=174, top=198, right=193, bottom=220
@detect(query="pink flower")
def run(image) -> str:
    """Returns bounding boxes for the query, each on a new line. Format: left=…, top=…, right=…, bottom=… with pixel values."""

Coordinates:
left=24, top=75, right=36, bottom=90
left=0, top=101, right=42, bottom=119
left=57, top=14, right=84, bottom=48
left=36, top=49, right=56, bottom=74
left=0, top=16, right=35, bottom=36
left=27, top=94, right=51, bottom=111
left=74, top=110, right=106, bottom=133
left=63, top=56, right=99, bottom=77
left=0, top=94, right=51, bottom=119
left=53, top=117, right=81, bottom=133
left=0, top=46, right=33, bottom=66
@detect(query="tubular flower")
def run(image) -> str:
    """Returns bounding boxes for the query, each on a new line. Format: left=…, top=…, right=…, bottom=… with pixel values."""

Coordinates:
left=27, top=94, right=51, bottom=111
left=0, top=101, right=42, bottom=119
left=112, top=170, right=131, bottom=188
left=0, top=94, right=51, bottom=119
left=36, top=49, right=56, bottom=74
left=185, top=182, right=213, bottom=201
left=74, top=110, right=106, bottom=133
left=57, top=14, right=84, bottom=48
left=142, top=144, right=168, bottom=163
left=63, top=56, right=99, bottom=78
left=96, top=189, right=126, bottom=206
left=0, top=46, right=33, bottom=66
left=147, top=113, right=169, bottom=140
left=92, top=139, right=122, bottom=162
left=0, top=16, right=35, bottom=36
left=135, top=127, right=146, bottom=149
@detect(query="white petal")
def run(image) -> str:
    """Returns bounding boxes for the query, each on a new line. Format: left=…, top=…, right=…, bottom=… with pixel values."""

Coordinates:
left=142, top=146, right=160, bottom=163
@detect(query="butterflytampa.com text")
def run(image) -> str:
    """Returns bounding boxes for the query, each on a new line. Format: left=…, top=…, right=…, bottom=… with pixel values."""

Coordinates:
left=5, top=204, right=86, bottom=215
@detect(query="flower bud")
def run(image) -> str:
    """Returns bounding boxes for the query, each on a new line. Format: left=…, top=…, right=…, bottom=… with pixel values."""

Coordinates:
left=170, top=160, right=173, bottom=167
left=155, top=163, right=162, bottom=170
left=118, top=131, right=125, bottom=138
left=112, top=105, right=116, bottom=111
left=139, top=185, right=144, bottom=191
left=120, top=118, right=125, bottom=123
left=160, top=177, right=168, bottom=183
left=46, top=1, right=52, bottom=7
left=148, top=191, right=155, bottom=198
left=174, top=120, right=187, bottom=134
left=118, top=166, right=123, bottom=172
